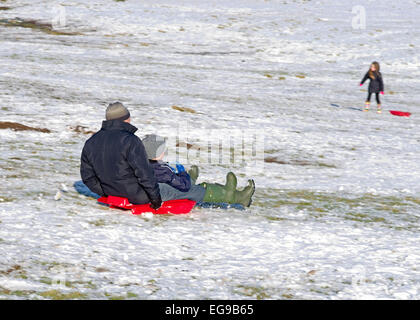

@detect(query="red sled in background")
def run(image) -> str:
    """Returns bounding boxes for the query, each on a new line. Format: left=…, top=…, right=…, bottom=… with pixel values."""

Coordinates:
left=97, top=195, right=196, bottom=215
left=389, top=110, right=411, bottom=117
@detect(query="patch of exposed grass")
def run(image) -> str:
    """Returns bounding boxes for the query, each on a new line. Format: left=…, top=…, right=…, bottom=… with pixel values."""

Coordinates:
left=126, top=292, right=139, bottom=299
left=0, top=121, right=50, bottom=133
left=171, top=105, right=197, bottom=114
left=0, top=288, right=35, bottom=297
left=264, top=157, right=336, bottom=168
left=39, top=276, right=72, bottom=288
left=39, top=290, right=87, bottom=300
left=0, top=18, right=82, bottom=36
left=0, top=265, right=27, bottom=279
left=69, top=125, right=96, bottom=135
left=255, top=188, right=420, bottom=227
left=88, top=219, right=107, bottom=227
left=406, top=197, right=420, bottom=205
left=104, top=292, right=135, bottom=300
left=0, top=196, right=16, bottom=202
left=234, top=285, right=271, bottom=300
left=344, top=212, right=386, bottom=223
left=264, top=216, right=287, bottom=222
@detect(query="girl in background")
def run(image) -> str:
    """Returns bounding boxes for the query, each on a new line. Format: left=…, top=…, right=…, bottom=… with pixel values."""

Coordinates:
left=360, top=61, right=384, bottom=113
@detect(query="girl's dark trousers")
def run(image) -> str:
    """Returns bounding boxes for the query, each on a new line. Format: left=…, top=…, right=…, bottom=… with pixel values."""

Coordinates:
left=366, top=92, right=381, bottom=104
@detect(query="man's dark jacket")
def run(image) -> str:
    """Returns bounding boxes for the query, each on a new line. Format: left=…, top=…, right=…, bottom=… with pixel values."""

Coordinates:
left=80, top=120, right=162, bottom=206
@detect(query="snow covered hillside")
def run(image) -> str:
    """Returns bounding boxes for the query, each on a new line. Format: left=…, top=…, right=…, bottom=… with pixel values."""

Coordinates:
left=0, top=0, right=419, bottom=299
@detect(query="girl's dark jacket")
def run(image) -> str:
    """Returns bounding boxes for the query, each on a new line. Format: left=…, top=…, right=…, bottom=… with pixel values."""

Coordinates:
left=149, top=160, right=191, bottom=192
left=80, top=120, right=162, bottom=207
left=361, top=71, right=384, bottom=93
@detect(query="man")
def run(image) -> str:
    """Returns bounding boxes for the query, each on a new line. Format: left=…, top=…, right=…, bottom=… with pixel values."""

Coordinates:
left=80, top=102, right=162, bottom=209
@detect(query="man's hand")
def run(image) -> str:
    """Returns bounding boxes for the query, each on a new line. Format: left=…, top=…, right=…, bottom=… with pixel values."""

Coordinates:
left=150, top=200, right=162, bottom=210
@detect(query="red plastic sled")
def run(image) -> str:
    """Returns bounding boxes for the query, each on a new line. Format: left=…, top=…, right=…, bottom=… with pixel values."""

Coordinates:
left=97, top=195, right=196, bottom=215
left=389, top=110, right=411, bottom=117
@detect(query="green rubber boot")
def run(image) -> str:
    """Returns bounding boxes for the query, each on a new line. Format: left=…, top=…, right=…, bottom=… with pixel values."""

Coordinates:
left=200, top=172, right=255, bottom=207
left=225, top=172, right=255, bottom=207
left=200, top=182, right=228, bottom=203
left=224, top=172, right=237, bottom=203
left=234, top=179, right=255, bottom=207
left=200, top=171, right=236, bottom=203
left=188, top=165, right=199, bottom=183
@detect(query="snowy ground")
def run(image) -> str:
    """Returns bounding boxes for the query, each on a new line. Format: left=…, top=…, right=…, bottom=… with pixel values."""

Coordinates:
left=0, top=0, right=419, bottom=299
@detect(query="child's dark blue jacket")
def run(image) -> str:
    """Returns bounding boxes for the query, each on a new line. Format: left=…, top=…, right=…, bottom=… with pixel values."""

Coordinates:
left=361, top=71, right=384, bottom=93
left=149, top=160, right=191, bottom=192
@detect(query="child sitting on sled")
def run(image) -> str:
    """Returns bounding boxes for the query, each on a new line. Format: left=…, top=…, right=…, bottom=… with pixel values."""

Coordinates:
left=142, top=134, right=255, bottom=207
